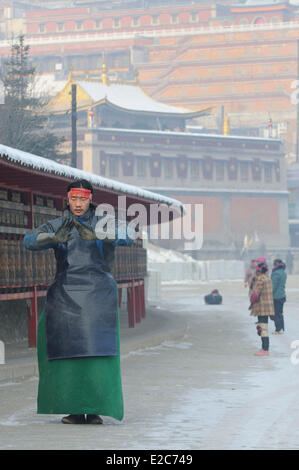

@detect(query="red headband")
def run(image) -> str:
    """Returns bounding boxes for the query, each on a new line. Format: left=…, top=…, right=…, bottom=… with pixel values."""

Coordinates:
left=68, top=188, right=92, bottom=199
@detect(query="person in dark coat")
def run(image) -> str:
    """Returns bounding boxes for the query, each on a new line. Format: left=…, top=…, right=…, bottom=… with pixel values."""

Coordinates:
left=204, top=289, right=222, bottom=305
left=271, top=259, right=287, bottom=334
left=24, top=179, right=134, bottom=425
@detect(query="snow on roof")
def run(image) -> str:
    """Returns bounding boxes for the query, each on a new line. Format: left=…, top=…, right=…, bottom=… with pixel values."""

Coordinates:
left=0, top=143, right=186, bottom=211
left=77, top=81, right=195, bottom=115
left=233, top=0, right=288, bottom=6
left=33, top=74, right=66, bottom=99
left=147, top=186, right=289, bottom=195
left=99, top=126, right=282, bottom=143
left=147, top=242, right=195, bottom=264
left=0, top=75, right=66, bottom=102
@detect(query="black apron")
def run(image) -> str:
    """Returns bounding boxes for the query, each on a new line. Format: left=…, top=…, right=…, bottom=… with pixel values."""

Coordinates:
left=44, top=213, right=118, bottom=360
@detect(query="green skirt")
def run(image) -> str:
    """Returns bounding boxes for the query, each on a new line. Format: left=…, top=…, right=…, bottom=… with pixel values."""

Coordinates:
left=37, top=307, right=124, bottom=420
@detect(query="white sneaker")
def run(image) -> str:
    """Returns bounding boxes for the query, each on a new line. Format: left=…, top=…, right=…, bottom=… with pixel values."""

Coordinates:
left=272, top=330, right=284, bottom=335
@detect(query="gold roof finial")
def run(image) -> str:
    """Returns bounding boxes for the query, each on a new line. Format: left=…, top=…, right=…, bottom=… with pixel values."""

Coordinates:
left=101, top=63, right=109, bottom=86
left=223, top=115, right=230, bottom=135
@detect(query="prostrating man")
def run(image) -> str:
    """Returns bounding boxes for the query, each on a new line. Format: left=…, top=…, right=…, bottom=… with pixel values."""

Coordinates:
left=204, top=289, right=222, bottom=305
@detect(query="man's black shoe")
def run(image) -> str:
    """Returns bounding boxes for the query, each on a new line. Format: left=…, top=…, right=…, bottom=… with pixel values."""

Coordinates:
left=61, top=414, right=86, bottom=424
left=86, top=414, right=103, bottom=424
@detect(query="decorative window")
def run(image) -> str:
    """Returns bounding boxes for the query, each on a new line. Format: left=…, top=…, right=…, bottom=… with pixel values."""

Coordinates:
left=264, top=163, right=272, bottom=183
left=133, top=16, right=139, bottom=26
left=164, top=159, right=173, bottom=179
left=77, top=21, right=82, bottom=30
left=58, top=22, right=64, bottom=31
left=137, top=158, right=147, bottom=178
left=271, top=16, right=280, bottom=24
left=239, top=18, right=249, bottom=26
left=253, top=17, right=266, bottom=25
left=171, top=14, right=178, bottom=24
left=108, top=156, right=119, bottom=177
left=190, top=160, right=200, bottom=179
left=190, top=12, right=198, bottom=23
left=40, top=24, right=45, bottom=32
left=215, top=161, right=224, bottom=181
left=152, top=15, right=159, bottom=25
left=240, top=162, right=249, bottom=181
left=114, top=18, right=120, bottom=28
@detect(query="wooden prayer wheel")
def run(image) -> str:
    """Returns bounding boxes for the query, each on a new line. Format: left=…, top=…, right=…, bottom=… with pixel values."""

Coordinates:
left=7, top=234, right=16, bottom=290
left=0, top=234, right=9, bottom=292
left=13, top=235, right=22, bottom=291
left=25, top=243, right=33, bottom=288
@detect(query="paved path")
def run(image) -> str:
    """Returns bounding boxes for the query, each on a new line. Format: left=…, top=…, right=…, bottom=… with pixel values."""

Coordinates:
left=0, top=277, right=298, bottom=450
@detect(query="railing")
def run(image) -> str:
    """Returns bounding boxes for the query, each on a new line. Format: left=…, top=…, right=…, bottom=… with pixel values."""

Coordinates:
left=1, top=20, right=299, bottom=49
left=0, top=278, right=146, bottom=347
left=0, top=235, right=147, bottom=346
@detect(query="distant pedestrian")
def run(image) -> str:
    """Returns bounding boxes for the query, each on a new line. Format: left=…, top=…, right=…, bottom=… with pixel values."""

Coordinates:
left=271, top=259, right=287, bottom=335
left=286, top=251, right=294, bottom=275
left=204, top=289, right=222, bottom=305
left=244, top=259, right=257, bottom=294
left=249, top=261, right=274, bottom=356
left=246, top=257, right=266, bottom=296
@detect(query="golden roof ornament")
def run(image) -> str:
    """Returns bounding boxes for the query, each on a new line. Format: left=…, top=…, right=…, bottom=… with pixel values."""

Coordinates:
left=101, top=63, right=109, bottom=86
left=223, top=115, right=230, bottom=135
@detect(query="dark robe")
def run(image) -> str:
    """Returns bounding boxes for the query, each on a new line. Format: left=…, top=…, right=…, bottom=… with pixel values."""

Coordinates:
left=24, top=208, right=133, bottom=360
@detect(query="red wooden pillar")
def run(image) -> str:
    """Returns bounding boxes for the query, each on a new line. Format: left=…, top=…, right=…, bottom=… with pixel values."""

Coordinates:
left=141, top=282, right=146, bottom=319
left=127, top=281, right=136, bottom=328
left=135, top=285, right=140, bottom=322
left=118, top=287, right=122, bottom=309
left=135, top=281, right=141, bottom=323
left=27, top=286, right=38, bottom=347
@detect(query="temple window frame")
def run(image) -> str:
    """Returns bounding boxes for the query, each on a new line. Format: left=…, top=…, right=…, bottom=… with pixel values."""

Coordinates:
left=264, top=163, right=273, bottom=183
left=215, top=160, right=224, bottom=181
left=164, top=158, right=174, bottom=179
left=240, top=161, right=249, bottom=181
left=137, top=158, right=147, bottom=178
left=190, top=12, right=198, bottom=23
left=190, top=159, right=200, bottom=179
left=108, top=155, right=119, bottom=178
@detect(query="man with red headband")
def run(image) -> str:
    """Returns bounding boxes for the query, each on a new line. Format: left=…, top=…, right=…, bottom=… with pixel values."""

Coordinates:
left=24, top=179, right=134, bottom=425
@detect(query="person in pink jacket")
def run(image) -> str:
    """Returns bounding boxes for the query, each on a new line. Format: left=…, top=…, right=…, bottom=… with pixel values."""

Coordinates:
left=249, top=259, right=274, bottom=357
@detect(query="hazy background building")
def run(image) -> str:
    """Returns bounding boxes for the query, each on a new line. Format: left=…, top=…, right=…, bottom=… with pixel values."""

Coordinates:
left=0, top=0, right=298, bottom=258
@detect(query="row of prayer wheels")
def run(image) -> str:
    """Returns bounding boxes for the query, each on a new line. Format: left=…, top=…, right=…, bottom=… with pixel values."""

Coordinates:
left=0, top=233, right=147, bottom=293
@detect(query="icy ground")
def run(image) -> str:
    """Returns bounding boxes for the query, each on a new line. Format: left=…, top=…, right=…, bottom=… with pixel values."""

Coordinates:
left=152, top=278, right=299, bottom=450
left=0, top=277, right=299, bottom=450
